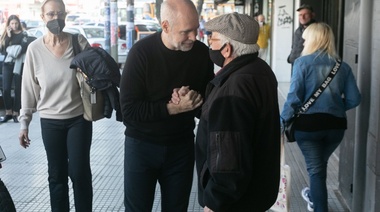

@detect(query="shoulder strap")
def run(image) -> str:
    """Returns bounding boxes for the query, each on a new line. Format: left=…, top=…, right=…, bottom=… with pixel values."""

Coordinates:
left=72, top=34, right=81, bottom=56
left=297, top=59, right=342, bottom=114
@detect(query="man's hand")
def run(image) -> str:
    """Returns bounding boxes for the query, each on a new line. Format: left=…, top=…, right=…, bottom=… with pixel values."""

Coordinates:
left=170, top=86, right=190, bottom=104
left=19, top=129, right=31, bottom=149
left=167, top=88, right=203, bottom=115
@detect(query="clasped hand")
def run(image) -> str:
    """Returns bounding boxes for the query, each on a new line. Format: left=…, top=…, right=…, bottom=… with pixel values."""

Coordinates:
left=167, top=86, right=203, bottom=115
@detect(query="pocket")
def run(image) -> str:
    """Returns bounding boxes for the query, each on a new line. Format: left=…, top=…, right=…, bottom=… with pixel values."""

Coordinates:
left=209, top=131, right=241, bottom=173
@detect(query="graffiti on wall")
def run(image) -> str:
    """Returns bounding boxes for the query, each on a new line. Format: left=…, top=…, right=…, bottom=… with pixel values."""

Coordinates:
left=277, top=5, right=292, bottom=27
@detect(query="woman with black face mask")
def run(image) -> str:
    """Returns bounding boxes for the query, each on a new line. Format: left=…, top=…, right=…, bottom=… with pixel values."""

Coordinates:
left=18, top=0, right=93, bottom=211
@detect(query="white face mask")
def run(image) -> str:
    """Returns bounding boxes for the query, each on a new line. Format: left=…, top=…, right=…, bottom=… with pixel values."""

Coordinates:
left=259, top=21, right=264, bottom=26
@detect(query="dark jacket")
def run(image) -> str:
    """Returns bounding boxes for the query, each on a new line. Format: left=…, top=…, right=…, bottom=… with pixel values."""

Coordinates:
left=288, top=20, right=316, bottom=64
left=70, top=46, right=122, bottom=121
left=196, top=53, right=281, bottom=212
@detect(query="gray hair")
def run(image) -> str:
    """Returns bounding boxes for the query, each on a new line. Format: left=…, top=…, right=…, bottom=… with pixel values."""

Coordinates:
left=219, top=33, right=260, bottom=58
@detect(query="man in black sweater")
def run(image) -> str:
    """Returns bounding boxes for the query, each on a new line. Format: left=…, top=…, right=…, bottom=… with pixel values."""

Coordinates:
left=119, top=0, right=214, bottom=211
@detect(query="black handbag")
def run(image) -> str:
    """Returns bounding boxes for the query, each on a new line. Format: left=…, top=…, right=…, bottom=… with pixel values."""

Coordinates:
left=284, top=115, right=298, bottom=142
left=284, top=59, right=342, bottom=142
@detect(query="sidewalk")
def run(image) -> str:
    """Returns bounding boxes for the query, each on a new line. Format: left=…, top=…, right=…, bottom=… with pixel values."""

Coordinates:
left=0, top=82, right=348, bottom=211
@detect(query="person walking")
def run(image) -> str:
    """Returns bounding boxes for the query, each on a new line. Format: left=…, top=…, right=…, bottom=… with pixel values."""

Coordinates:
left=119, top=0, right=214, bottom=211
left=198, top=15, right=206, bottom=42
left=18, top=0, right=93, bottom=211
left=0, top=15, right=29, bottom=123
left=287, top=4, right=316, bottom=75
left=281, top=22, right=361, bottom=212
left=257, top=14, right=271, bottom=63
left=194, top=12, right=281, bottom=211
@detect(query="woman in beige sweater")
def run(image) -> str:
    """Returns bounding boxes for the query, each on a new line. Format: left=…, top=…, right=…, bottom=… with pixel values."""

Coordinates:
left=18, top=0, right=93, bottom=211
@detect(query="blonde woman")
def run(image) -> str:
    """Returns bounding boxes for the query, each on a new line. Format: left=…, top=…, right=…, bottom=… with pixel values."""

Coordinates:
left=281, top=22, right=361, bottom=212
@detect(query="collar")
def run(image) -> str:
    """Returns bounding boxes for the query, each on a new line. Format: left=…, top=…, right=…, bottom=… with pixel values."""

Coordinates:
left=210, top=52, right=258, bottom=87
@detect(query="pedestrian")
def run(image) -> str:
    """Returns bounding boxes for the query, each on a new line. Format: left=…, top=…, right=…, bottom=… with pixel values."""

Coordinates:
left=198, top=15, right=206, bottom=42
left=287, top=4, right=316, bottom=75
left=281, top=22, right=361, bottom=212
left=119, top=0, right=214, bottom=211
left=18, top=0, right=93, bottom=211
left=257, top=14, right=271, bottom=63
left=0, top=15, right=28, bottom=123
left=194, top=12, right=281, bottom=211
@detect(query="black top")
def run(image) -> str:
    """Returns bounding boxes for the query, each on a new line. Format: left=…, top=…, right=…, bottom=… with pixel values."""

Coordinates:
left=1, top=31, right=29, bottom=55
left=288, top=19, right=316, bottom=64
left=119, top=32, right=214, bottom=144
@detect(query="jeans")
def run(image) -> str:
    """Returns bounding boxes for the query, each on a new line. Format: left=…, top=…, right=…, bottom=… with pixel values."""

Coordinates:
left=40, top=115, right=93, bottom=212
left=124, top=136, right=194, bottom=212
left=1, top=63, right=22, bottom=112
left=295, top=129, right=345, bottom=212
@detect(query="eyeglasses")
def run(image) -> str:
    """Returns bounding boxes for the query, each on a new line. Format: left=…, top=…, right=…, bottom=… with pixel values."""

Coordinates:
left=45, top=11, right=66, bottom=19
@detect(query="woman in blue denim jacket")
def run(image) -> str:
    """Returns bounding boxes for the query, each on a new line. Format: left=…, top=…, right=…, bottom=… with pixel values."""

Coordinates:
left=281, top=22, right=361, bottom=212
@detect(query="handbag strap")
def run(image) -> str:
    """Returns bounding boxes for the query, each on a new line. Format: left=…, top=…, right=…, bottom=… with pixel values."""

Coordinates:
left=72, top=34, right=81, bottom=56
left=296, top=59, right=342, bottom=114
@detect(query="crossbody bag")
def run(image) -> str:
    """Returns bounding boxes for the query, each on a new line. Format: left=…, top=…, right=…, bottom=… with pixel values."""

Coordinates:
left=284, top=59, right=342, bottom=142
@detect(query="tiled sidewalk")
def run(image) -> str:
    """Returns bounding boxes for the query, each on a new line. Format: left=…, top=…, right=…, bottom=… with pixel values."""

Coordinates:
left=0, top=112, right=202, bottom=211
left=0, top=82, right=348, bottom=211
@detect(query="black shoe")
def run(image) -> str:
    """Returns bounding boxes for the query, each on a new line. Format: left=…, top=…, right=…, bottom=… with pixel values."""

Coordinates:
left=13, top=115, right=19, bottom=123
left=0, top=115, right=13, bottom=123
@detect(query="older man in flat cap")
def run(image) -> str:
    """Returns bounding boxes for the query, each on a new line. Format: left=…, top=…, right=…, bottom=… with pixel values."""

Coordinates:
left=194, top=12, right=281, bottom=211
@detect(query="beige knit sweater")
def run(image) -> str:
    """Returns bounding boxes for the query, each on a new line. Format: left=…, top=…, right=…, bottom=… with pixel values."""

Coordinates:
left=19, top=33, right=89, bottom=130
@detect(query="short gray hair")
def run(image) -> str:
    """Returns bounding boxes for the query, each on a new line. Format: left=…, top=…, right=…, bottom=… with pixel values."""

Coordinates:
left=219, top=33, right=260, bottom=58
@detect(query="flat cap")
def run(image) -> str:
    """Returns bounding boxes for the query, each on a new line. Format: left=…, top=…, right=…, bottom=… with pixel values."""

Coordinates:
left=297, top=4, right=313, bottom=12
left=204, top=12, right=259, bottom=44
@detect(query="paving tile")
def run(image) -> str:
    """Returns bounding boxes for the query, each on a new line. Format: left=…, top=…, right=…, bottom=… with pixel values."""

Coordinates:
left=0, top=82, right=349, bottom=211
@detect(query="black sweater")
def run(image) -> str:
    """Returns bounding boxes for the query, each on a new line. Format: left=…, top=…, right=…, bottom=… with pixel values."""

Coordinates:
left=1, top=31, right=28, bottom=55
left=120, top=32, right=214, bottom=144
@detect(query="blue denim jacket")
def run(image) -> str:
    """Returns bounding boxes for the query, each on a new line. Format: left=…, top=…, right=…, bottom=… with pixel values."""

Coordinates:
left=281, top=52, right=361, bottom=124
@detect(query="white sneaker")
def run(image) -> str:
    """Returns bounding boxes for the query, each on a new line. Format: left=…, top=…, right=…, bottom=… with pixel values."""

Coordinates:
left=301, top=187, right=314, bottom=211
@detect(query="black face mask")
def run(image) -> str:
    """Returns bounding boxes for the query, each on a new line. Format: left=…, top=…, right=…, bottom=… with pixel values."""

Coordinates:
left=209, top=44, right=227, bottom=67
left=46, top=19, right=65, bottom=35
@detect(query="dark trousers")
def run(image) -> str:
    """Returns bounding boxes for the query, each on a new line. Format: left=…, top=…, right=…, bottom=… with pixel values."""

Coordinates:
left=1, top=63, right=22, bottom=112
left=124, top=136, right=195, bottom=212
left=41, top=115, right=93, bottom=212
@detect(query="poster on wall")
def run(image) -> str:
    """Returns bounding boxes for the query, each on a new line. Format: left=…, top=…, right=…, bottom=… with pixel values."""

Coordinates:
left=272, top=0, right=293, bottom=82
